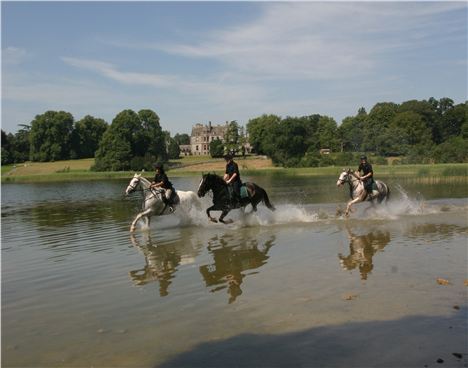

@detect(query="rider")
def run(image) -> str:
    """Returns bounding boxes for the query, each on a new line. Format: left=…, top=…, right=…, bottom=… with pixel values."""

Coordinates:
left=151, top=162, right=174, bottom=212
left=223, top=153, right=242, bottom=203
left=357, top=155, right=374, bottom=196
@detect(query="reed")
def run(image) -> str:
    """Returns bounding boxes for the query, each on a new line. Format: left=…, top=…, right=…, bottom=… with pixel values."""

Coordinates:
left=2, top=159, right=466, bottom=183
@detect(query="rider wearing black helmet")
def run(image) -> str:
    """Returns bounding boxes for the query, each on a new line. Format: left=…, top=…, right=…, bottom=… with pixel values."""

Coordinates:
left=151, top=162, right=174, bottom=211
left=357, top=155, right=374, bottom=196
left=223, top=153, right=242, bottom=203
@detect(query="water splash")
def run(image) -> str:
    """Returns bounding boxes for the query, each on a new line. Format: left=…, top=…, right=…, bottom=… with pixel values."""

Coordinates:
left=345, top=184, right=445, bottom=220
left=147, top=185, right=466, bottom=229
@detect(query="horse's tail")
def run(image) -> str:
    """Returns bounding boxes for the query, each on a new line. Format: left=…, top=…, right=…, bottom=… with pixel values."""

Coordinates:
left=260, top=187, right=276, bottom=211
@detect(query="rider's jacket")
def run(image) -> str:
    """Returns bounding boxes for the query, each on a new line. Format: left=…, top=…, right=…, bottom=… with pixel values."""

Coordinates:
left=358, top=162, right=373, bottom=179
left=225, top=161, right=241, bottom=184
left=153, top=172, right=173, bottom=190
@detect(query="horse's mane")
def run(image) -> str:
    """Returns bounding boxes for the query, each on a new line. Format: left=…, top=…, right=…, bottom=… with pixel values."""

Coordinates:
left=345, top=169, right=360, bottom=181
left=206, top=173, right=227, bottom=186
left=134, top=174, right=152, bottom=188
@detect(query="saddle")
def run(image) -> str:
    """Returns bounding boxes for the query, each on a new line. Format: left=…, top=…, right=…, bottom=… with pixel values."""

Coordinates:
left=227, top=183, right=254, bottom=204
left=169, top=190, right=180, bottom=205
left=239, top=183, right=256, bottom=199
left=240, top=185, right=249, bottom=199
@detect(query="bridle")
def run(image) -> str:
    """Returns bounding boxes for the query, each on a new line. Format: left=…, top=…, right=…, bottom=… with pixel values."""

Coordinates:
left=338, top=171, right=351, bottom=185
left=198, top=175, right=208, bottom=197
left=128, top=177, right=163, bottom=199
left=127, top=178, right=140, bottom=193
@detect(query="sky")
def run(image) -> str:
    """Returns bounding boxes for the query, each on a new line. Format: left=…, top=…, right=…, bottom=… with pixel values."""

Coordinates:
left=2, top=1, right=467, bottom=135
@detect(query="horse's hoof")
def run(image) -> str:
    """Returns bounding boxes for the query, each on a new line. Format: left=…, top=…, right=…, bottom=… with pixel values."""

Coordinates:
left=209, top=217, right=218, bottom=223
left=221, top=219, right=233, bottom=224
left=130, top=227, right=136, bottom=232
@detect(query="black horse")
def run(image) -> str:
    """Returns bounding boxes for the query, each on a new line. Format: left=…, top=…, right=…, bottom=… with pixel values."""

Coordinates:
left=197, top=173, right=275, bottom=224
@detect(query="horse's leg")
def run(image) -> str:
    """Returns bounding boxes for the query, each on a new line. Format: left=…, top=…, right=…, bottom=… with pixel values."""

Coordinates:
left=251, top=197, right=260, bottom=212
left=206, top=205, right=218, bottom=223
left=130, top=212, right=143, bottom=232
left=130, top=208, right=153, bottom=232
left=219, top=209, right=233, bottom=224
left=345, top=197, right=362, bottom=217
left=145, top=215, right=151, bottom=229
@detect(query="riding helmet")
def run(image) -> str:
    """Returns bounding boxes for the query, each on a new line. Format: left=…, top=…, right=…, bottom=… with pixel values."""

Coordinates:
left=360, top=155, right=367, bottom=160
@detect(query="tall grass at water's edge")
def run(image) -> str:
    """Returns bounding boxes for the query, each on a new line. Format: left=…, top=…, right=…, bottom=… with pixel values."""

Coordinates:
left=2, top=162, right=467, bottom=183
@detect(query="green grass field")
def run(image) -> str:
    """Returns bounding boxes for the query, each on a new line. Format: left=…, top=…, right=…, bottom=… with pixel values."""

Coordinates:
left=1, top=157, right=467, bottom=183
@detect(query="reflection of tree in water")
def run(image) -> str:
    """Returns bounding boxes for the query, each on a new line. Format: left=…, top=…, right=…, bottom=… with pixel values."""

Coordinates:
left=406, top=223, right=467, bottom=240
left=29, top=199, right=134, bottom=228
left=339, top=226, right=391, bottom=280
left=200, top=233, right=276, bottom=304
left=129, top=233, right=202, bottom=297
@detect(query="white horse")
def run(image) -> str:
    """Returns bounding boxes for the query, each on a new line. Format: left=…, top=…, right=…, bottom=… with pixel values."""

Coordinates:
left=125, top=173, right=199, bottom=232
left=336, top=169, right=390, bottom=216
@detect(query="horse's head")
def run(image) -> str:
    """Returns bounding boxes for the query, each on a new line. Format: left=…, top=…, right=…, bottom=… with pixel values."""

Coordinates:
left=337, top=169, right=352, bottom=187
left=126, top=173, right=141, bottom=195
left=197, top=173, right=223, bottom=198
left=197, top=173, right=210, bottom=198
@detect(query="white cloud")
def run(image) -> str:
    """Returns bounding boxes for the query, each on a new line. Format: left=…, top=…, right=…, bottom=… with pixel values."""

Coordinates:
left=61, top=56, right=269, bottom=107
left=2, top=47, right=28, bottom=65
left=143, top=2, right=466, bottom=80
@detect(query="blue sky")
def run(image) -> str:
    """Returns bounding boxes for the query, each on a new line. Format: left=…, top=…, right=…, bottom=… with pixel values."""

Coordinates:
left=2, top=1, right=467, bottom=135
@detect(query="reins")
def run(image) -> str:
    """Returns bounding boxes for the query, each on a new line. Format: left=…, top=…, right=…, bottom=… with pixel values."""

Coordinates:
left=130, top=178, right=164, bottom=204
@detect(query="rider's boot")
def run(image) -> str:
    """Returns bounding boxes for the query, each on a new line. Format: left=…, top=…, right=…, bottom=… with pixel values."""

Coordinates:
left=162, top=194, right=174, bottom=213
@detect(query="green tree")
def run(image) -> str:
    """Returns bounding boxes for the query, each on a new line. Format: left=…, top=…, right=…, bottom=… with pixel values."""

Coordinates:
left=439, top=102, right=467, bottom=142
left=29, top=111, right=74, bottom=161
left=224, top=120, right=240, bottom=153
left=94, top=134, right=132, bottom=171
left=386, top=111, right=432, bottom=155
left=209, top=138, right=224, bottom=158
left=174, top=133, right=190, bottom=145
left=10, top=125, right=30, bottom=163
left=362, top=102, right=398, bottom=154
left=71, top=115, right=108, bottom=159
left=1, top=130, right=12, bottom=165
left=338, top=108, right=366, bottom=152
left=399, top=99, right=439, bottom=144
left=263, top=116, right=312, bottom=166
left=431, top=136, right=468, bottom=163
left=167, top=137, right=181, bottom=159
left=246, top=114, right=281, bottom=154
left=137, top=109, right=166, bottom=160
left=317, top=116, right=340, bottom=152
left=93, top=109, right=166, bottom=171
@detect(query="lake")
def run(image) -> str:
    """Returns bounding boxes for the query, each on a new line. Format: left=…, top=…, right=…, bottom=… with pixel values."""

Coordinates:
left=2, top=174, right=467, bottom=367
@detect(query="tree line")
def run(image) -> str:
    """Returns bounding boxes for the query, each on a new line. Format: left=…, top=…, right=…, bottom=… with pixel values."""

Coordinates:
left=2, top=97, right=467, bottom=170
left=247, top=97, right=467, bottom=167
left=1, top=109, right=183, bottom=170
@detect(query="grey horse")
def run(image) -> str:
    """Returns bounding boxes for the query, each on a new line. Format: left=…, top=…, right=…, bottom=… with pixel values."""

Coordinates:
left=336, top=169, right=390, bottom=216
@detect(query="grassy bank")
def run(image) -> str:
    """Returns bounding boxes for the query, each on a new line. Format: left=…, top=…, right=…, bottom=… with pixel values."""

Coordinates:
left=1, top=157, right=467, bottom=183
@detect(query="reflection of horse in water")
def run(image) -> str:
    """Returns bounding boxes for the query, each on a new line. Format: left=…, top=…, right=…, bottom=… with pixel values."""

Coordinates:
left=336, top=169, right=390, bottom=216
left=125, top=173, right=200, bottom=232
left=129, top=233, right=202, bottom=296
left=199, top=233, right=276, bottom=304
left=339, top=226, right=391, bottom=280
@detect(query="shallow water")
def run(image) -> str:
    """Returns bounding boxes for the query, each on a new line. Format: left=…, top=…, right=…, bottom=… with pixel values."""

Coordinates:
left=2, top=175, right=467, bottom=367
